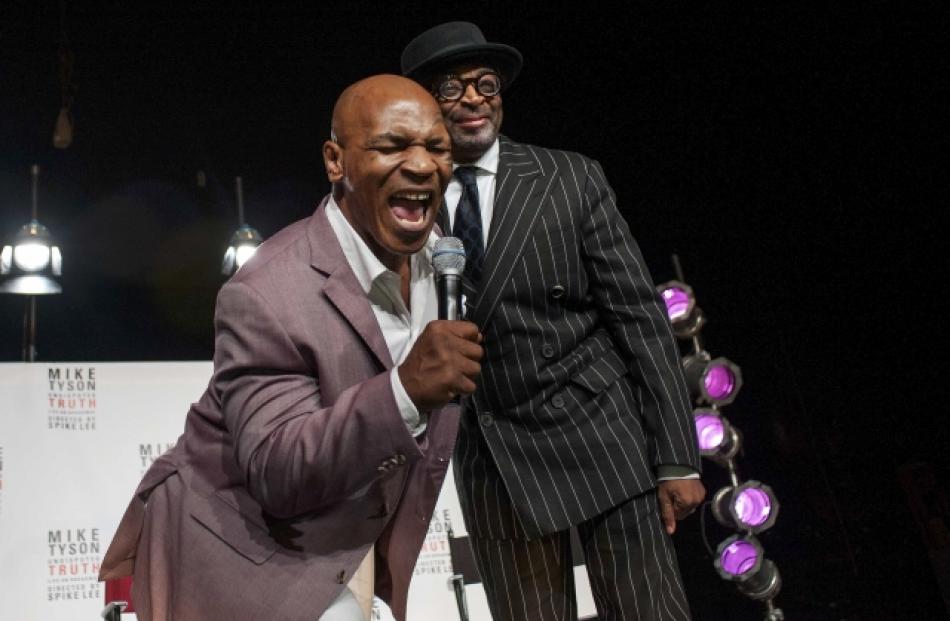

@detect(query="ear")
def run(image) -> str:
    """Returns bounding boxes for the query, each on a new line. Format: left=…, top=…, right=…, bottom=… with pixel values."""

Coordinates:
left=323, top=140, right=344, bottom=183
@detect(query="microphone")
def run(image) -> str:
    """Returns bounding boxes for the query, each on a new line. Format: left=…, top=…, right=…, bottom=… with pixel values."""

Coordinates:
left=433, top=237, right=466, bottom=321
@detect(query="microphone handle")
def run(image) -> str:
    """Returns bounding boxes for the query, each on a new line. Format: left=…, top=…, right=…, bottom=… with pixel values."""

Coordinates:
left=438, top=273, right=464, bottom=321
left=437, top=272, right=464, bottom=406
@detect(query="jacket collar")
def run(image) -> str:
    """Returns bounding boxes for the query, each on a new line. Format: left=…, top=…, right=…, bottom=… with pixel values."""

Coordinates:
left=307, top=196, right=394, bottom=369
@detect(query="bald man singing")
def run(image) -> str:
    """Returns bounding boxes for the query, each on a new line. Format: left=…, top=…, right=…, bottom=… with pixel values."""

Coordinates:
left=99, top=75, right=483, bottom=621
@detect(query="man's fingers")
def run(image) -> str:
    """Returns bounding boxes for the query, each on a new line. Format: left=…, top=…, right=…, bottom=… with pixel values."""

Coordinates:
left=673, top=498, right=695, bottom=520
left=444, top=320, right=481, bottom=342
left=660, top=500, right=676, bottom=535
left=657, top=479, right=705, bottom=534
left=458, top=363, right=481, bottom=385
left=400, top=320, right=485, bottom=410
left=452, top=337, right=484, bottom=362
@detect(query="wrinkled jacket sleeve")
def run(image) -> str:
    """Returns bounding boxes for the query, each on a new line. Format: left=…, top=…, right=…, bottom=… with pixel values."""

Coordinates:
left=211, top=279, right=424, bottom=519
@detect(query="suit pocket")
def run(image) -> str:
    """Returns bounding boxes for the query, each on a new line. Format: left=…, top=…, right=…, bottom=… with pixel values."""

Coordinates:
left=570, top=349, right=627, bottom=394
left=189, top=487, right=277, bottom=565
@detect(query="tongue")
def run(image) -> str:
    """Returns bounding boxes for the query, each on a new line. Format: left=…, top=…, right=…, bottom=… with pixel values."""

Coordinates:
left=391, top=198, right=424, bottom=222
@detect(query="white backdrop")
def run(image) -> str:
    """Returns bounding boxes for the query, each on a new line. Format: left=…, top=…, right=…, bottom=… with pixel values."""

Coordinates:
left=0, top=362, right=594, bottom=620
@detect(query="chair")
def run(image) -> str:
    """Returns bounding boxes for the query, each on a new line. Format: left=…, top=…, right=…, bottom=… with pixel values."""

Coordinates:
left=446, top=526, right=600, bottom=621
left=101, top=576, right=135, bottom=619
left=446, top=526, right=481, bottom=621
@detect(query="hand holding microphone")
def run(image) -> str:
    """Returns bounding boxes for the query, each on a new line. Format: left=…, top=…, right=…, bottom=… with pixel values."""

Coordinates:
left=398, top=237, right=483, bottom=411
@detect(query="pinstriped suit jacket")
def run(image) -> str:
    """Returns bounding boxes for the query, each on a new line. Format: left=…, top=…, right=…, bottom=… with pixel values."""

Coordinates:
left=445, top=136, right=701, bottom=540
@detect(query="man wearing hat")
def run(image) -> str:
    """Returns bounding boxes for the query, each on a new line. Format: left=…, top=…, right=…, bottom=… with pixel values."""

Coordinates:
left=402, top=22, right=705, bottom=620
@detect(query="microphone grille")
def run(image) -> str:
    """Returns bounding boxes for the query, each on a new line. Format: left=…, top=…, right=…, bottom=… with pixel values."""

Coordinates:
left=433, top=236, right=466, bottom=275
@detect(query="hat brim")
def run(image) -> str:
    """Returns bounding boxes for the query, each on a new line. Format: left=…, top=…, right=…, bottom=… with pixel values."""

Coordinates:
left=404, top=43, right=523, bottom=88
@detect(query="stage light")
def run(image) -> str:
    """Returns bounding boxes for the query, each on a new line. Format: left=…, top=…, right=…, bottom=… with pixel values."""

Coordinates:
left=682, top=354, right=743, bottom=405
left=657, top=280, right=705, bottom=338
left=222, top=177, right=263, bottom=276
left=694, top=408, right=741, bottom=463
left=1, top=165, right=64, bottom=362
left=714, top=535, right=782, bottom=601
left=222, top=224, right=264, bottom=275
left=1, top=166, right=63, bottom=295
left=712, top=481, right=779, bottom=534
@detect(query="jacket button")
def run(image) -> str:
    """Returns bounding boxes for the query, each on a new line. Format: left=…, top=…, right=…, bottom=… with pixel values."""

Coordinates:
left=335, top=570, right=346, bottom=584
left=550, top=285, right=566, bottom=300
left=479, top=413, right=494, bottom=427
left=551, top=393, right=565, bottom=408
left=541, top=344, right=555, bottom=359
left=394, top=453, right=406, bottom=465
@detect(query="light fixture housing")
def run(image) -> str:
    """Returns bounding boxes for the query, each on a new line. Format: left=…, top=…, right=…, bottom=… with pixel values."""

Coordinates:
left=711, top=480, right=780, bottom=534
left=657, top=279, right=705, bottom=338
left=714, top=535, right=782, bottom=601
left=221, top=176, right=263, bottom=276
left=2, top=165, right=63, bottom=295
left=222, top=224, right=264, bottom=275
left=694, top=408, right=742, bottom=464
left=682, top=354, right=743, bottom=406
left=1, top=222, right=62, bottom=295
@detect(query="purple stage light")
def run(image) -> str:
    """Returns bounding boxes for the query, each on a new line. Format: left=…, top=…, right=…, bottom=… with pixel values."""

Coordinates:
left=656, top=280, right=704, bottom=338
left=720, top=539, right=760, bottom=577
left=714, top=535, right=783, bottom=601
left=694, top=409, right=741, bottom=464
left=661, top=286, right=691, bottom=321
left=734, top=488, right=773, bottom=527
left=712, top=481, right=779, bottom=533
left=704, top=364, right=736, bottom=400
left=683, top=355, right=743, bottom=406
left=695, top=413, right=725, bottom=451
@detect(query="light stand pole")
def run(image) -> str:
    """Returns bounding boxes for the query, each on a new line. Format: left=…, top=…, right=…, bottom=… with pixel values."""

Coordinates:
left=22, top=167, right=40, bottom=362
left=23, top=295, right=37, bottom=362
left=221, top=176, right=263, bottom=276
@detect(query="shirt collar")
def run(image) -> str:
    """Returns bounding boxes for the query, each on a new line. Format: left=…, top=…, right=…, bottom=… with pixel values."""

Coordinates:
left=453, top=138, right=499, bottom=175
left=325, top=196, right=436, bottom=296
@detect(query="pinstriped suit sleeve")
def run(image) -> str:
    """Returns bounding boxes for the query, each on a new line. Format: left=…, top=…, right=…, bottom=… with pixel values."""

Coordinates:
left=579, top=159, right=702, bottom=472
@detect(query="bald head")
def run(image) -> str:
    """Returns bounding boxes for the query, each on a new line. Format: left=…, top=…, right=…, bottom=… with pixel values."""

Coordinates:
left=331, top=74, right=441, bottom=146
left=322, top=73, right=453, bottom=273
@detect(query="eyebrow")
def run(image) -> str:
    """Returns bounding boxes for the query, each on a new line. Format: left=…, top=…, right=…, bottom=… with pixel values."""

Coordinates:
left=365, top=132, right=407, bottom=146
left=366, top=130, right=449, bottom=147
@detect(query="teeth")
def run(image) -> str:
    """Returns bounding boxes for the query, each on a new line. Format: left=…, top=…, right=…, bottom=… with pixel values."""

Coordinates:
left=392, top=191, right=431, bottom=201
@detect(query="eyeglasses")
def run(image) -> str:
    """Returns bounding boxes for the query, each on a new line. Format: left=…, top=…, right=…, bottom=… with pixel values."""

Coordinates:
left=433, top=72, right=502, bottom=102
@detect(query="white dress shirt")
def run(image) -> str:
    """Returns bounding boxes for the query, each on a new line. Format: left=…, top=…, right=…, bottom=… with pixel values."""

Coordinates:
left=443, top=137, right=499, bottom=245
left=326, top=196, right=438, bottom=436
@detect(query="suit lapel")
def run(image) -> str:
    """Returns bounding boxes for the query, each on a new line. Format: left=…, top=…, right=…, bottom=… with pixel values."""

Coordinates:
left=472, top=136, right=558, bottom=329
left=308, top=197, right=394, bottom=370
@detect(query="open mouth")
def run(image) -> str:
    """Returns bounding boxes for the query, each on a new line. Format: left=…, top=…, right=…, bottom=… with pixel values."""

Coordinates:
left=389, top=189, right=434, bottom=232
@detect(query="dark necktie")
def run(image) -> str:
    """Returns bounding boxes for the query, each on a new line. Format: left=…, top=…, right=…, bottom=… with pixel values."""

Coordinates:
left=452, top=166, right=485, bottom=283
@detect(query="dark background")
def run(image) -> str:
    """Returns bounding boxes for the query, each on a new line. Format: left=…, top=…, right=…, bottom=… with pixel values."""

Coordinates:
left=1, top=2, right=946, bottom=619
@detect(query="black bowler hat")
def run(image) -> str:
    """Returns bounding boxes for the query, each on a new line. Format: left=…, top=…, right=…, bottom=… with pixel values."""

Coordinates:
left=401, top=21, right=523, bottom=87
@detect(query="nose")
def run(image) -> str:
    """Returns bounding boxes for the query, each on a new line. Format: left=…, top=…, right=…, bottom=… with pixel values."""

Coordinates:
left=402, top=146, right=439, bottom=180
left=459, top=82, right=485, bottom=106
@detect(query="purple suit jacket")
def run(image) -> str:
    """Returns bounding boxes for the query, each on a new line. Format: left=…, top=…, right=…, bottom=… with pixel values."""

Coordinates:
left=100, top=197, right=459, bottom=621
